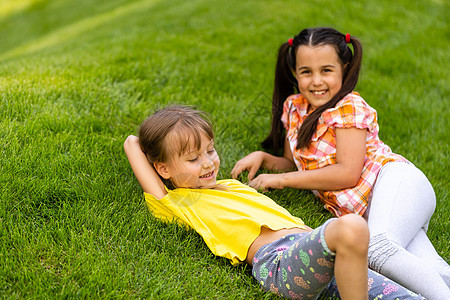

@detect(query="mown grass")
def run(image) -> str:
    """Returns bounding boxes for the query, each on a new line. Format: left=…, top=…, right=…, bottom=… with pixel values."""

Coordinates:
left=0, top=0, right=448, bottom=298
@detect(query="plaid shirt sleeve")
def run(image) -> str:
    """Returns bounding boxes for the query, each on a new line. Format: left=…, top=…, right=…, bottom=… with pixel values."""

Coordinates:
left=321, top=94, right=377, bottom=131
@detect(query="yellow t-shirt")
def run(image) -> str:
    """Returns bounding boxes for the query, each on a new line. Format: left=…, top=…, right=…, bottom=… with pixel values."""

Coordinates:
left=144, top=179, right=306, bottom=265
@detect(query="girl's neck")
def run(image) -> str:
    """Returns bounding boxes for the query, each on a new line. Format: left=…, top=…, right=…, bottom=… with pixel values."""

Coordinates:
left=307, top=103, right=316, bottom=114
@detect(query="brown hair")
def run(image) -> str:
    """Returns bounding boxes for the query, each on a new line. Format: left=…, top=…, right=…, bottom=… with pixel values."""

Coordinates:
left=138, top=105, right=215, bottom=188
left=262, top=27, right=363, bottom=152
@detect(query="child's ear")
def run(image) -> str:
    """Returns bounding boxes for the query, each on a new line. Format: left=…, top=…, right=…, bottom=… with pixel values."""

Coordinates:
left=344, top=62, right=350, bottom=72
left=153, top=162, right=171, bottom=179
left=292, top=68, right=298, bottom=80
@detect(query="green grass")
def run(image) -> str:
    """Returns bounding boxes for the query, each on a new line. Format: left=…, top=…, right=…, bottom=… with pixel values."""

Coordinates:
left=0, top=0, right=448, bottom=298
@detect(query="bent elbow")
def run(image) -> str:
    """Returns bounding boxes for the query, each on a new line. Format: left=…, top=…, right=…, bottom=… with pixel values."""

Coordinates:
left=339, top=171, right=361, bottom=189
left=348, top=175, right=361, bottom=188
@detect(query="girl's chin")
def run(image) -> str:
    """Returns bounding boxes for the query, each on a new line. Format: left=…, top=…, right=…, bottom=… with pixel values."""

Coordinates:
left=199, top=177, right=218, bottom=188
left=201, top=178, right=217, bottom=187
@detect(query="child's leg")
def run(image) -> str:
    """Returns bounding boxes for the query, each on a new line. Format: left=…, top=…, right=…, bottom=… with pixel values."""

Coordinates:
left=406, top=228, right=450, bottom=286
left=324, top=214, right=369, bottom=300
left=252, top=216, right=425, bottom=300
left=367, top=162, right=450, bottom=299
left=252, top=216, right=369, bottom=299
left=321, top=269, right=425, bottom=299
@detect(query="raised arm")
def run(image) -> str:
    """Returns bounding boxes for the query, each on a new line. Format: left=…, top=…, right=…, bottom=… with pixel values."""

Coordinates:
left=123, top=135, right=167, bottom=199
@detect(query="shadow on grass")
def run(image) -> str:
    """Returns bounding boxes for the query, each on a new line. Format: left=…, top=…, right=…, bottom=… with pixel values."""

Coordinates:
left=0, top=0, right=161, bottom=62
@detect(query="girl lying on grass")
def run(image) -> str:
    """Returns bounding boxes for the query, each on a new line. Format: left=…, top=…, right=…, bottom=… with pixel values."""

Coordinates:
left=124, top=105, right=423, bottom=299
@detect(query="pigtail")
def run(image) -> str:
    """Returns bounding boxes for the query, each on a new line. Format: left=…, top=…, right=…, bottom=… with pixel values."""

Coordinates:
left=342, top=37, right=362, bottom=96
left=261, top=42, right=298, bottom=153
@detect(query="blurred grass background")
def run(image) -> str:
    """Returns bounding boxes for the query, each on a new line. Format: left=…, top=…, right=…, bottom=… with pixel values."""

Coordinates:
left=0, top=0, right=448, bottom=298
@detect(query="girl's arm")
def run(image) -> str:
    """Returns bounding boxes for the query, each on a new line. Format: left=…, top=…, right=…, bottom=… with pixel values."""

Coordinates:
left=231, top=138, right=296, bottom=181
left=123, top=135, right=167, bottom=199
left=248, top=127, right=366, bottom=191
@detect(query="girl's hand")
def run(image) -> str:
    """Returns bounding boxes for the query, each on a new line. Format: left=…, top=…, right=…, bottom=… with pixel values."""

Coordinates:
left=231, top=151, right=265, bottom=181
left=248, top=174, right=284, bottom=191
left=232, top=143, right=296, bottom=182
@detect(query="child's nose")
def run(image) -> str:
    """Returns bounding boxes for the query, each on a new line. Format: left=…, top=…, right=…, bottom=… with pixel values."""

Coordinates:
left=312, top=73, right=323, bottom=85
left=201, top=156, right=214, bottom=168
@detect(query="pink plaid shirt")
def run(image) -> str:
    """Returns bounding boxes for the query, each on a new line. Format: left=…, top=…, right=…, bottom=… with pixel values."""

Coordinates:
left=281, top=92, right=407, bottom=216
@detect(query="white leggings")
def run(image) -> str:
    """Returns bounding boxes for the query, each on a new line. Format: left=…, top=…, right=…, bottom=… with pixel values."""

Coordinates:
left=365, top=162, right=450, bottom=299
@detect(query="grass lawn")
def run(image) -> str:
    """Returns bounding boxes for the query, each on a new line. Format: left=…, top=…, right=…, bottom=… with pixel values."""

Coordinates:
left=0, top=0, right=448, bottom=298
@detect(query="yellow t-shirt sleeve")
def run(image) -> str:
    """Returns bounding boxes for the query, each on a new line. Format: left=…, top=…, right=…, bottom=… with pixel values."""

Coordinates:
left=144, top=191, right=182, bottom=224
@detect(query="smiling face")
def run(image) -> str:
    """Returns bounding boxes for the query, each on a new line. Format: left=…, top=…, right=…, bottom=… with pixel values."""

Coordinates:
left=157, top=132, right=220, bottom=189
left=295, top=44, right=344, bottom=112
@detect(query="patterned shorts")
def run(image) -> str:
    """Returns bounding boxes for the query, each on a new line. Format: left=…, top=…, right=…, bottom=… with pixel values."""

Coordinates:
left=252, top=219, right=335, bottom=299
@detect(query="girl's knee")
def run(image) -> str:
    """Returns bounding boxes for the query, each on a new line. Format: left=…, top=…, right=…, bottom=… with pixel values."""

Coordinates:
left=339, top=214, right=369, bottom=238
left=326, top=214, right=369, bottom=253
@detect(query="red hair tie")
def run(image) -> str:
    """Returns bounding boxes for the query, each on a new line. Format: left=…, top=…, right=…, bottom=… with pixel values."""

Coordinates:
left=345, top=33, right=351, bottom=43
left=288, top=38, right=293, bottom=46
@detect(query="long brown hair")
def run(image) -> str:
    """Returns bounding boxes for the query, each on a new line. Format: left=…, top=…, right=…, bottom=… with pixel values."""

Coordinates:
left=262, top=27, right=363, bottom=152
left=139, top=105, right=214, bottom=189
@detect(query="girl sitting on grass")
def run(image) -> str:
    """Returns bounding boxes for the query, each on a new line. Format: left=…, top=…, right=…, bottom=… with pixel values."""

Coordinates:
left=124, top=105, right=423, bottom=299
left=231, top=27, right=450, bottom=299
